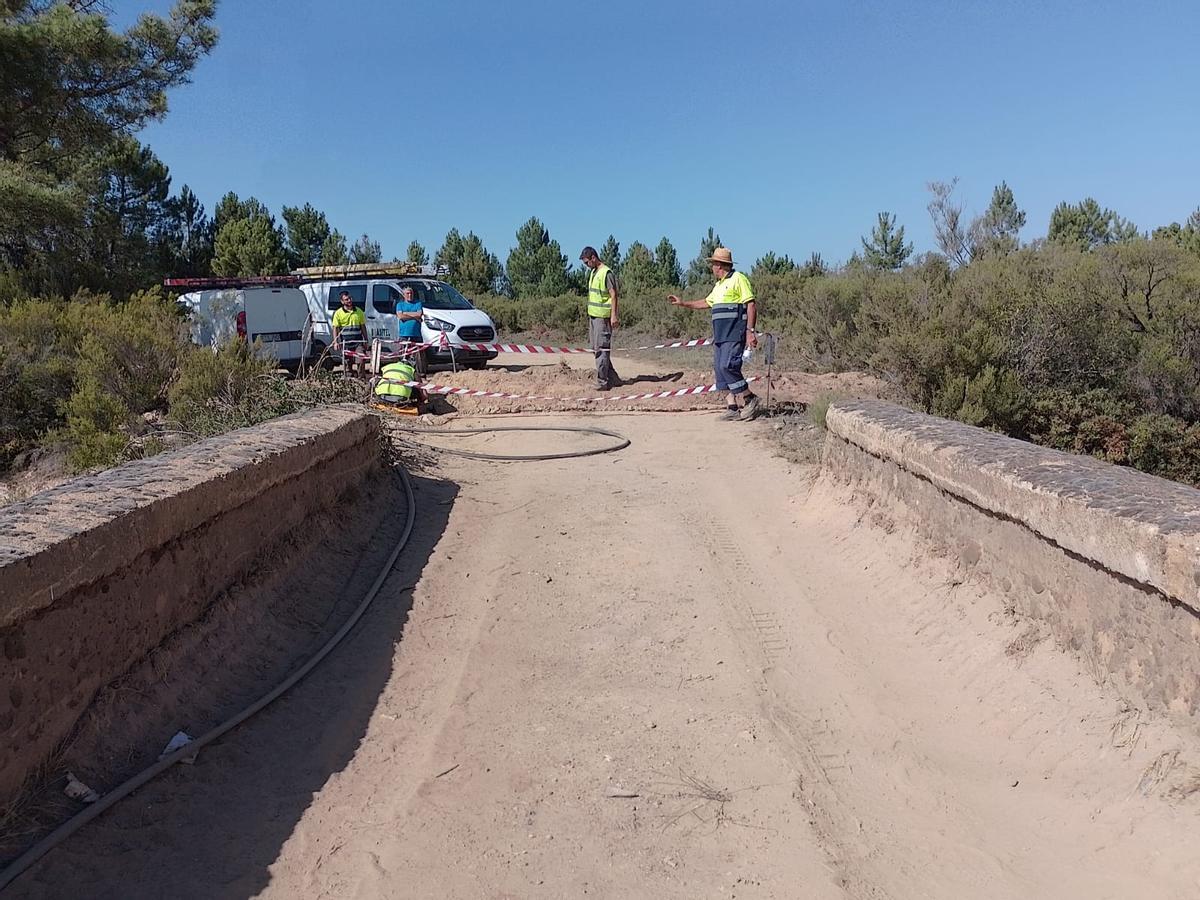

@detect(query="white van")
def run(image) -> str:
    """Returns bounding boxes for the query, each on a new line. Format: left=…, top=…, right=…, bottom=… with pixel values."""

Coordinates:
left=301, top=276, right=499, bottom=370
left=178, top=287, right=312, bottom=369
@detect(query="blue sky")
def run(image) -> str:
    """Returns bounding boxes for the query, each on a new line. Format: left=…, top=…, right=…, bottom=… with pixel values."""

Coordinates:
left=114, top=0, right=1200, bottom=268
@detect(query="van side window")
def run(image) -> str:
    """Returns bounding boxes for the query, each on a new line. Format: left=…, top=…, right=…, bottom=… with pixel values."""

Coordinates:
left=327, top=284, right=367, bottom=310
left=398, top=281, right=429, bottom=304
left=371, top=284, right=400, bottom=314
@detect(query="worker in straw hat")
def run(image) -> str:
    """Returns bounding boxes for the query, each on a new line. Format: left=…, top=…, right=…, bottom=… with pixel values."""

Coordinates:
left=668, top=247, right=762, bottom=421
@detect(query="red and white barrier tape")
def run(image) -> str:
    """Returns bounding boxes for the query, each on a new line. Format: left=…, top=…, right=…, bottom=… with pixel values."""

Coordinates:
left=380, top=375, right=760, bottom=404
left=352, top=335, right=715, bottom=358
left=451, top=337, right=713, bottom=355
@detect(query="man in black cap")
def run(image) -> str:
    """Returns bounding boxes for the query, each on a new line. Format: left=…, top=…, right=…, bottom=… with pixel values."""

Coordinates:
left=580, top=246, right=620, bottom=391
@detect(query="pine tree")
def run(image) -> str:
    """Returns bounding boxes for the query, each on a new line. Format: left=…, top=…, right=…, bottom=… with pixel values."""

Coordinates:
left=801, top=252, right=827, bottom=277
left=751, top=251, right=798, bottom=277
left=861, top=212, right=913, bottom=270
left=621, top=241, right=658, bottom=292
left=407, top=240, right=429, bottom=265
left=971, top=181, right=1026, bottom=257
left=685, top=227, right=722, bottom=285
left=212, top=214, right=288, bottom=276
left=319, top=230, right=349, bottom=265
left=79, top=138, right=175, bottom=291
left=454, top=232, right=502, bottom=297
left=654, top=237, right=682, bottom=287
left=350, top=234, right=382, bottom=264
left=1153, top=209, right=1200, bottom=258
left=1048, top=199, right=1139, bottom=251
left=435, top=228, right=465, bottom=272
left=282, top=203, right=332, bottom=268
left=505, top=216, right=570, bottom=297
left=599, top=235, right=621, bottom=274
left=212, top=192, right=272, bottom=236
left=170, top=184, right=214, bottom=276
left=0, top=0, right=218, bottom=279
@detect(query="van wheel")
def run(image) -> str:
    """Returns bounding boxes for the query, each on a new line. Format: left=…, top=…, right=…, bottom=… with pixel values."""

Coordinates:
left=310, top=341, right=335, bottom=369
left=466, top=360, right=487, bottom=370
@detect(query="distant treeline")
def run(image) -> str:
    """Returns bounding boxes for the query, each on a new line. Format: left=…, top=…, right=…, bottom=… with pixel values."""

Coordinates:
left=5, top=2, right=1200, bottom=487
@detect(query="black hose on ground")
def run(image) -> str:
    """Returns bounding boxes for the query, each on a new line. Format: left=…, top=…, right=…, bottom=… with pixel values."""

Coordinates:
left=382, top=422, right=631, bottom=461
left=0, top=419, right=632, bottom=893
left=0, top=467, right=418, bottom=893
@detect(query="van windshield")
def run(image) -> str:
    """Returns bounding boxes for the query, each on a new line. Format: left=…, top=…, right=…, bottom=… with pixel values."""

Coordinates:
left=401, top=280, right=474, bottom=310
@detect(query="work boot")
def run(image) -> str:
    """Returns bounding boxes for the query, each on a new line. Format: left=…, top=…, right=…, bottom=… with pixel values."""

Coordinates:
left=739, top=395, right=762, bottom=421
left=718, top=406, right=740, bottom=421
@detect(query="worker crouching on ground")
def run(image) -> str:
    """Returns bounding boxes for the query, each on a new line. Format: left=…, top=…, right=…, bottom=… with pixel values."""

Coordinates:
left=580, top=246, right=621, bottom=391
left=668, top=247, right=762, bottom=420
left=374, top=358, right=421, bottom=409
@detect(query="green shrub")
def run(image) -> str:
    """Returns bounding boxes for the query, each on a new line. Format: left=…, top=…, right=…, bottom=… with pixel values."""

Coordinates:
left=61, top=377, right=131, bottom=471
left=0, top=299, right=81, bottom=469
left=168, top=339, right=284, bottom=436
left=807, top=394, right=836, bottom=429
left=169, top=342, right=366, bottom=438
left=1126, top=414, right=1200, bottom=484
left=57, top=289, right=188, bottom=471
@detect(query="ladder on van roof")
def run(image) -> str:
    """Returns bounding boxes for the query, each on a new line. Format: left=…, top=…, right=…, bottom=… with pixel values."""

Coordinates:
left=165, top=262, right=450, bottom=290
left=291, top=262, right=450, bottom=279
left=164, top=275, right=303, bottom=288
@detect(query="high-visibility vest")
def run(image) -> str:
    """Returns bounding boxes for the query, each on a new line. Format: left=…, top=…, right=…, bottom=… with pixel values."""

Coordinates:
left=375, top=360, right=417, bottom=400
left=587, top=264, right=613, bottom=318
left=705, top=270, right=754, bottom=342
left=333, top=307, right=366, bottom=344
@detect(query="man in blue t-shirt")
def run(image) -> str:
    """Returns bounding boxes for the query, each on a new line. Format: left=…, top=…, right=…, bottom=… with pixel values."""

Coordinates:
left=396, top=285, right=425, bottom=374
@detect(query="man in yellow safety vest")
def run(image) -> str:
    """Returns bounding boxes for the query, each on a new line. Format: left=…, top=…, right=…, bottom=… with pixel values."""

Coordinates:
left=374, top=359, right=418, bottom=406
left=580, top=246, right=620, bottom=391
left=668, top=246, right=762, bottom=421
left=332, top=290, right=368, bottom=377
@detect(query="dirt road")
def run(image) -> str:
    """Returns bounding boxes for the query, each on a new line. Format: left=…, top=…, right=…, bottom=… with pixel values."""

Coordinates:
left=11, top=372, right=1200, bottom=897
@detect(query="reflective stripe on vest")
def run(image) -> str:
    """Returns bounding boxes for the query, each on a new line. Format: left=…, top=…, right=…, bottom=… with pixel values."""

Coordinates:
left=706, top=271, right=753, bottom=341
left=587, top=264, right=612, bottom=318
left=375, top=361, right=416, bottom=399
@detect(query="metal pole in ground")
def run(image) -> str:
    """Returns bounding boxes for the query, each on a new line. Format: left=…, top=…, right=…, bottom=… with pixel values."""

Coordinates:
left=299, top=312, right=313, bottom=378
left=764, top=333, right=777, bottom=412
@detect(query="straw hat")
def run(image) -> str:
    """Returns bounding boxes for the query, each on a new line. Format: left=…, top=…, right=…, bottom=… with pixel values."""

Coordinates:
left=706, top=247, right=734, bottom=266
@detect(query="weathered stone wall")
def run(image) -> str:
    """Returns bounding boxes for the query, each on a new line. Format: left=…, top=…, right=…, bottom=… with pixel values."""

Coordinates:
left=825, top=400, right=1200, bottom=723
left=0, top=406, right=380, bottom=801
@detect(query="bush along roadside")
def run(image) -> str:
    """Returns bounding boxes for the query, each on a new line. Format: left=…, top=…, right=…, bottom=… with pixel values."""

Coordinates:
left=4, top=235, right=1200, bottom=486
left=473, top=238, right=1200, bottom=486
left=0, top=288, right=367, bottom=476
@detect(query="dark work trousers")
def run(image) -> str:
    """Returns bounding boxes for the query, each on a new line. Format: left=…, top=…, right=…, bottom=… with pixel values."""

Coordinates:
left=714, top=338, right=749, bottom=394
left=590, top=316, right=619, bottom=389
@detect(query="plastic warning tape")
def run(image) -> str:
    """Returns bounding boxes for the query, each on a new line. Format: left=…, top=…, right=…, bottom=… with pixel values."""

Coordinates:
left=451, top=337, right=714, bottom=355
left=381, top=376, right=760, bottom=404
left=355, top=335, right=715, bottom=357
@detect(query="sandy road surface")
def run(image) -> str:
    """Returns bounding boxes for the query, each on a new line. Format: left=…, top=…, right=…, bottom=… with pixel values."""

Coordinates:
left=10, top=372, right=1200, bottom=897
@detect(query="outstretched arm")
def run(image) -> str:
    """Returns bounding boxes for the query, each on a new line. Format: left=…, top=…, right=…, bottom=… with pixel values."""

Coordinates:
left=667, top=294, right=708, bottom=310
